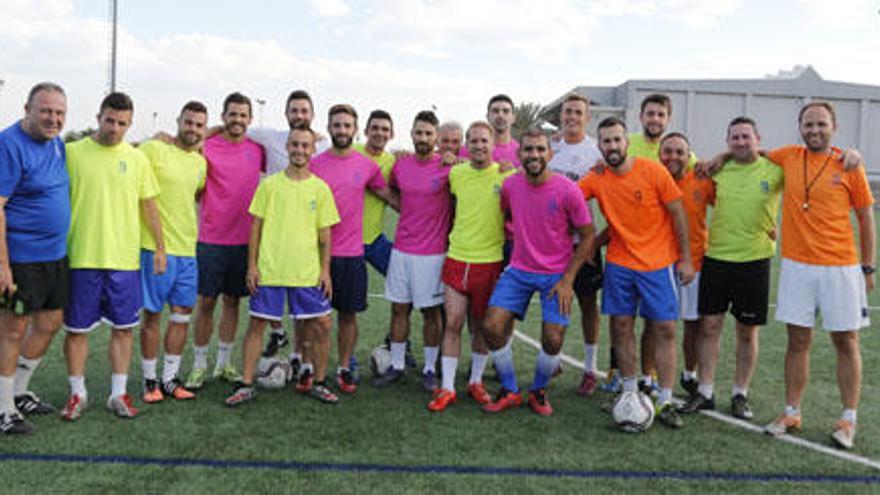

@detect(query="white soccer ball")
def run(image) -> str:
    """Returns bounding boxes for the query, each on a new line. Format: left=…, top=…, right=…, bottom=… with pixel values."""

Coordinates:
left=612, top=390, right=655, bottom=433
left=370, top=345, right=392, bottom=377
left=256, top=356, right=293, bottom=390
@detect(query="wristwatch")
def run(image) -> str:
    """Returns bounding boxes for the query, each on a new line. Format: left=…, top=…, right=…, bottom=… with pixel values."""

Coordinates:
left=862, top=265, right=876, bottom=275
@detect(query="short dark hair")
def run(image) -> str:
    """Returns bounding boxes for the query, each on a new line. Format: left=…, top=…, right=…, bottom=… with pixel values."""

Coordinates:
left=798, top=101, right=837, bottom=126
left=100, top=92, right=134, bottom=113
left=222, top=92, right=252, bottom=116
left=413, top=110, right=439, bottom=128
left=563, top=93, right=590, bottom=107
left=288, top=122, right=315, bottom=143
left=286, top=90, right=314, bottom=111
left=180, top=100, right=208, bottom=116
left=660, top=132, right=690, bottom=147
left=597, top=116, right=627, bottom=134
left=366, top=109, right=393, bottom=130
left=727, top=116, right=759, bottom=135
left=487, top=94, right=514, bottom=111
left=328, top=103, right=358, bottom=122
left=640, top=94, right=672, bottom=115
left=520, top=127, right=547, bottom=142
left=27, top=82, right=65, bottom=106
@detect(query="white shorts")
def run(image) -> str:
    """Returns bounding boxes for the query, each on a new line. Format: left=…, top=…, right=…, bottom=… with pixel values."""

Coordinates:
left=775, top=258, right=870, bottom=331
left=385, top=249, right=445, bottom=309
left=678, top=271, right=700, bottom=322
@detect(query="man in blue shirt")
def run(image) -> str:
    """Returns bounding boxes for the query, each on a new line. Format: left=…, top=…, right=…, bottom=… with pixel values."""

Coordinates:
left=0, top=82, right=70, bottom=434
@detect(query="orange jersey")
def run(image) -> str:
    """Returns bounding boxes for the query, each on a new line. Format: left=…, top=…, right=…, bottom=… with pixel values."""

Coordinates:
left=766, top=145, right=875, bottom=265
left=677, top=170, right=715, bottom=271
left=579, top=157, right=683, bottom=271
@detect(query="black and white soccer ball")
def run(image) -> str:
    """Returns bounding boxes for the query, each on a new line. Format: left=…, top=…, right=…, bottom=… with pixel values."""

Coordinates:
left=256, top=356, right=293, bottom=390
left=370, top=345, right=392, bottom=377
left=612, top=390, right=655, bottom=433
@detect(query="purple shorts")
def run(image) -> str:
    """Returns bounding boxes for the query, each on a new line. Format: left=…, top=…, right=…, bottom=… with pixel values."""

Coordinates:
left=64, top=269, right=142, bottom=332
left=249, top=286, right=331, bottom=321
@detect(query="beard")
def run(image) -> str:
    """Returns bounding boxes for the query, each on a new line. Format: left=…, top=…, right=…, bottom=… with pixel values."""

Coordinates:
left=414, top=142, right=434, bottom=156
left=178, top=131, right=200, bottom=148
left=331, top=133, right=353, bottom=149
left=604, top=150, right=626, bottom=167
left=644, top=126, right=663, bottom=139
left=524, top=158, right=547, bottom=177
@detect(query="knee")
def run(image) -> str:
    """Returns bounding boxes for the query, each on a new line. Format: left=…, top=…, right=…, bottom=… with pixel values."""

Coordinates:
left=316, top=316, right=333, bottom=333
left=787, top=331, right=813, bottom=353
left=832, top=332, right=860, bottom=356
left=542, top=336, right=563, bottom=355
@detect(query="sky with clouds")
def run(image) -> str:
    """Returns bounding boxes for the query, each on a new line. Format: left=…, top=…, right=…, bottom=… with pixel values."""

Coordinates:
left=1, top=0, right=878, bottom=146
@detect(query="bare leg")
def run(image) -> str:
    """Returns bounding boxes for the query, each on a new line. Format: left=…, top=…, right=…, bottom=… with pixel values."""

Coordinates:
left=784, top=324, right=813, bottom=408
left=241, top=317, right=268, bottom=384
left=733, top=322, right=760, bottom=390
left=830, top=331, right=861, bottom=410
left=609, top=316, right=637, bottom=378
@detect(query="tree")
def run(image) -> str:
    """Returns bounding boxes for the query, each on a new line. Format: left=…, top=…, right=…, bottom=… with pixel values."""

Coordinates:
left=511, top=102, right=545, bottom=141
left=63, top=127, right=96, bottom=143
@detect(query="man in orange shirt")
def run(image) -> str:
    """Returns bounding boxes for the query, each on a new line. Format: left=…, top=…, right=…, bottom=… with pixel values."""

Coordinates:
left=579, top=117, right=694, bottom=429
left=762, top=102, right=875, bottom=450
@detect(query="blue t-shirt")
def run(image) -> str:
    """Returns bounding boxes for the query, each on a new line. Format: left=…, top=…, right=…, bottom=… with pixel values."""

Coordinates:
left=0, top=121, right=70, bottom=263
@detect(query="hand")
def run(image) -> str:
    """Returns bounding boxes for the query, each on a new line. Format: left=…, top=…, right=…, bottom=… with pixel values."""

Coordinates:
left=0, top=263, right=15, bottom=297
left=498, top=160, right=515, bottom=173
left=441, top=151, right=459, bottom=167
left=767, top=227, right=777, bottom=241
left=677, top=260, right=696, bottom=286
left=246, top=266, right=260, bottom=295
left=865, top=273, right=875, bottom=292
left=152, top=250, right=167, bottom=275
left=549, top=278, right=574, bottom=316
left=590, top=159, right=607, bottom=175
left=394, top=149, right=413, bottom=161
left=840, top=149, right=863, bottom=171
left=319, top=270, right=333, bottom=300
left=694, top=159, right=719, bottom=178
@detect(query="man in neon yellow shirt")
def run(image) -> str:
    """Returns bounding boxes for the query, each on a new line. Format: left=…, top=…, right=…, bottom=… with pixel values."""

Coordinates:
left=226, top=125, right=339, bottom=406
left=61, top=92, right=165, bottom=421
left=138, top=101, right=208, bottom=404
left=357, top=110, right=396, bottom=276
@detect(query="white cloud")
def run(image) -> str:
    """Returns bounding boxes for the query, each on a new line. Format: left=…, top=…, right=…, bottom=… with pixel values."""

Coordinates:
left=796, top=0, right=876, bottom=26
left=309, top=0, right=350, bottom=17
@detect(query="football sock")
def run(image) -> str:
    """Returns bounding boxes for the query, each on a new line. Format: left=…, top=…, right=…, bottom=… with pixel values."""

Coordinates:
left=683, top=370, right=697, bottom=381
left=657, top=387, right=672, bottom=405
left=0, top=376, right=15, bottom=413
left=731, top=385, right=748, bottom=398
left=390, top=342, right=407, bottom=371
left=288, top=352, right=302, bottom=363
left=622, top=376, right=638, bottom=393
left=639, top=374, right=653, bottom=387
left=271, top=327, right=285, bottom=338
left=215, top=342, right=233, bottom=370
left=490, top=345, right=518, bottom=393
left=469, top=353, right=488, bottom=385
left=423, top=346, right=439, bottom=374
left=13, top=356, right=40, bottom=395
left=698, top=383, right=714, bottom=399
left=583, top=344, right=597, bottom=373
left=300, top=362, right=314, bottom=375
left=784, top=404, right=800, bottom=417
left=163, top=355, right=182, bottom=383
left=141, top=358, right=157, bottom=381
left=193, top=345, right=209, bottom=370
left=842, top=409, right=857, bottom=424
left=531, top=350, right=559, bottom=391
left=441, top=356, right=458, bottom=391
left=110, top=374, right=128, bottom=399
left=69, top=375, right=87, bottom=400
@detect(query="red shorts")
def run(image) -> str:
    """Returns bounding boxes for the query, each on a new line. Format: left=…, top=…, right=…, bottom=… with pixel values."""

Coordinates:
left=441, top=258, right=504, bottom=319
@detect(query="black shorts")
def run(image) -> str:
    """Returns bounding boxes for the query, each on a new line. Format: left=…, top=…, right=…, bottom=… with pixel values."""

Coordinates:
left=574, top=248, right=604, bottom=297
left=8, top=257, right=69, bottom=314
left=698, top=257, right=770, bottom=325
left=330, top=256, right=367, bottom=313
left=196, top=242, right=249, bottom=298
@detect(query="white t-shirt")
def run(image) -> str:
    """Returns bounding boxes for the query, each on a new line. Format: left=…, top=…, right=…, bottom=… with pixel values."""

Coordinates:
left=548, top=135, right=602, bottom=182
left=248, top=127, right=331, bottom=175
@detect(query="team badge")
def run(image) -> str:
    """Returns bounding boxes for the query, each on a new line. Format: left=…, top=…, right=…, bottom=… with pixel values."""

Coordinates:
left=118, top=160, right=127, bottom=174
left=831, top=174, right=842, bottom=185
left=310, top=199, right=317, bottom=211
left=760, top=181, right=769, bottom=193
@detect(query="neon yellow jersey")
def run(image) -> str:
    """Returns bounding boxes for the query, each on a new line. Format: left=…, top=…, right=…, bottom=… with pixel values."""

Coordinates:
left=354, top=143, right=394, bottom=244
left=138, top=140, right=206, bottom=257
left=447, top=162, right=514, bottom=263
left=707, top=157, right=783, bottom=262
left=249, top=172, right=339, bottom=287
left=628, top=132, right=697, bottom=168
left=66, top=137, right=159, bottom=270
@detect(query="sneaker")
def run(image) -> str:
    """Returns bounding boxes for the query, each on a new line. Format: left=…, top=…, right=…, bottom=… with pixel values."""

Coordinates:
left=14, top=391, right=56, bottom=415
left=765, top=413, right=802, bottom=437
left=0, top=411, right=34, bottom=435
left=106, top=393, right=139, bottom=418
left=336, top=369, right=358, bottom=394
left=143, top=379, right=164, bottom=403
left=185, top=367, right=207, bottom=390
left=638, top=378, right=660, bottom=399
left=528, top=388, right=553, bottom=416
left=576, top=371, right=599, bottom=397
left=294, top=368, right=314, bottom=394
left=213, top=365, right=242, bottom=383
left=308, top=382, right=340, bottom=404
left=730, top=394, right=754, bottom=420
left=466, top=382, right=491, bottom=405
left=422, top=371, right=438, bottom=392
left=678, top=393, right=715, bottom=414
left=657, top=402, right=684, bottom=429
left=679, top=373, right=698, bottom=396
left=831, top=419, right=856, bottom=450
left=224, top=383, right=256, bottom=407
left=288, top=356, right=302, bottom=383
left=162, top=379, right=195, bottom=400
left=262, top=331, right=289, bottom=358
left=599, top=369, right=621, bottom=393
left=60, top=394, right=87, bottom=422
left=427, top=389, right=457, bottom=412
left=372, top=368, right=406, bottom=388
left=483, top=388, right=522, bottom=413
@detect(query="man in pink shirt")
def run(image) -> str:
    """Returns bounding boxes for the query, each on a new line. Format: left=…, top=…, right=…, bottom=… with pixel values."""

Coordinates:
left=481, top=129, right=595, bottom=416
left=310, top=104, right=395, bottom=394
left=373, top=111, right=451, bottom=391
left=459, top=94, right=521, bottom=169
left=186, top=93, right=266, bottom=390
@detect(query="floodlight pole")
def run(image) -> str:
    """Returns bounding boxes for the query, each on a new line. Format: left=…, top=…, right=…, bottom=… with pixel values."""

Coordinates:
left=109, top=0, right=118, bottom=93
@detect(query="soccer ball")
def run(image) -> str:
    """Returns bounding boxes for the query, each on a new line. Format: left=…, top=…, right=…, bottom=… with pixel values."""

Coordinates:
left=370, top=345, right=392, bottom=377
left=256, top=356, right=293, bottom=390
left=612, top=390, right=655, bottom=433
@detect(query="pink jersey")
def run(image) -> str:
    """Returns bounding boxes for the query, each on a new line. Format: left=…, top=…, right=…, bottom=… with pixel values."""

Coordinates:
left=199, top=134, right=265, bottom=245
left=389, top=154, right=452, bottom=255
left=501, top=173, right=591, bottom=274
left=311, top=149, right=387, bottom=257
left=459, top=138, right=521, bottom=169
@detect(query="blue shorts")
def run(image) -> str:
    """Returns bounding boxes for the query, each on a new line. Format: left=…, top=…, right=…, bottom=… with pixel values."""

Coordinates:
left=250, top=286, right=332, bottom=321
left=64, top=269, right=142, bottom=332
left=487, top=267, right=569, bottom=326
left=330, top=256, right=367, bottom=313
left=364, top=233, right=393, bottom=276
left=140, top=250, right=197, bottom=313
left=602, top=262, right=679, bottom=321
left=196, top=242, right=248, bottom=298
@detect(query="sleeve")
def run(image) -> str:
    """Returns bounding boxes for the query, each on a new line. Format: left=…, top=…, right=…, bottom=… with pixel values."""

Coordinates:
left=248, top=181, right=268, bottom=219
left=246, top=127, right=271, bottom=147
left=0, top=141, right=22, bottom=197
left=765, top=146, right=797, bottom=167
left=258, top=144, right=267, bottom=173
left=137, top=151, right=160, bottom=199
left=848, top=167, right=876, bottom=209
left=577, top=173, right=596, bottom=200
left=657, top=165, right=683, bottom=204
left=317, top=182, right=341, bottom=229
left=367, top=161, right=387, bottom=192
left=197, top=158, right=207, bottom=191
left=566, top=183, right=592, bottom=228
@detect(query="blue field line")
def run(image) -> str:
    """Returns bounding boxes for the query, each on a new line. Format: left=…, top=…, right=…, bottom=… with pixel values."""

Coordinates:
left=1, top=452, right=879, bottom=484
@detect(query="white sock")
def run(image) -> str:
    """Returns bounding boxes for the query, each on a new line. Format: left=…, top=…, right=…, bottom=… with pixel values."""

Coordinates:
left=469, top=353, right=488, bottom=385
left=300, top=362, right=314, bottom=376
left=215, top=342, right=233, bottom=370
left=842, top=409, right=857, bottom=424
left=423, top=346, right=439, bottom=374
left=683, top=370, right=697, bottom=381
left=110, top=374, right=128, bottom=399
left=657, top=388, right=672, bottom=405
left=288, top=352, right=302, bottom=363
left=390, top=342, right=406, bottom=371
left=14, top=356, right=41, bottom=395
left=272, top=327, right=285, bottom=337
left=622, top=376, right=638, bottom=392
left=163, top=355, right=182, bottom=383
left=640, top=374, right=653, bottom=386
left=69, top=375, right=87, bottom=399
left=784, top=404, right=800, bottom=417
left=583, top=344, right=597, bottom=373
left=441, top=356, right=458, bottom=391
left=731, top=385, right=748, bottom=398
left=141, top=358, right=158, bottom=381
left=0, top=376, right=15, bottom=413
left=697, top=382, right=714, bottom=399
left=194, top=345, right=209, bottom=370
